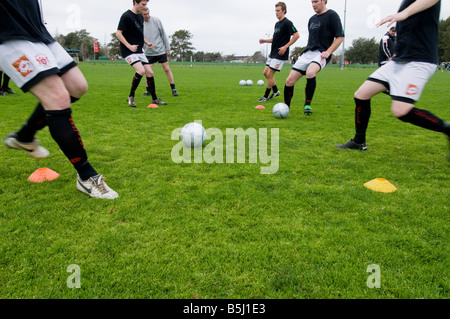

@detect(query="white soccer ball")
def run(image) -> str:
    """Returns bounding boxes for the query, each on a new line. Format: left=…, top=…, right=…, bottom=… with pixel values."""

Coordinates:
left=239, top=80, right=246, bottom=86
left=246, top=80, right=253, bottom=86
left=273, top=103, right=290, bottom=119
left=180, top=122, right=206, bottom=148
left=257, top=80, right=264, bottom=86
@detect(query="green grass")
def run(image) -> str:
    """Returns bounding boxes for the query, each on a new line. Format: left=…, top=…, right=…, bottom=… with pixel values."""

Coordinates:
left=0, top=62, right=448, bottom=299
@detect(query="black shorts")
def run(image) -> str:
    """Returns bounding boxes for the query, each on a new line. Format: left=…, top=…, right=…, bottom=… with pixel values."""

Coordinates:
left=146, top=54, right=168, bottom=64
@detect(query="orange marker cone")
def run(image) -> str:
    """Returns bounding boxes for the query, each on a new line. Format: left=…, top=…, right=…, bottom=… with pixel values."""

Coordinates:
left=255, top=105, right=265, bottom=109
left=364, top=178, right=397, bottom=193
left=147, top=104, right=159, bottom=108
left=28, top=168, right=60, bottom=183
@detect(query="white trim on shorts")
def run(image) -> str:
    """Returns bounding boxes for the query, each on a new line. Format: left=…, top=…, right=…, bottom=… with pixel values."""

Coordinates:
left=0, top=40, right=76, bottom=92
left=368, top=60, right=437, bottom=103
left=266, top=58, right=285, bottom=72
left=125, top=53, right=149, bottom=66
left=292, top=50, right=327, bottom=73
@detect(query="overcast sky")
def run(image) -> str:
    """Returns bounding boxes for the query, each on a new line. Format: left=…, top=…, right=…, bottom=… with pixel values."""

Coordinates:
left=40, top=0, right=450, bottom=56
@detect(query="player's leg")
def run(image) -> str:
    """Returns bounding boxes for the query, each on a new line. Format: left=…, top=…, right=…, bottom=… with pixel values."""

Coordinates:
left=143, top=62, right=154, bottom=96
left=336, top=80, right=387, bottom=150
left=303, top=62, right=321, bottom=114
left=259, top=65, right=273, bottom=102
left=284, top=69, right=303, bottom=108
left=162, top=62, right=177, bottom=96
left=144, top=63, right=166, bottom=105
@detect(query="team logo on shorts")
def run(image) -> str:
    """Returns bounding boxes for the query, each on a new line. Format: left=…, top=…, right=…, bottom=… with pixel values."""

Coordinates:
left=406, top=84, right=418, bottom=96
left=12, top=55, right=34, bottom=77
left=35, top=54, right=51, bottom=66
left=126, top=57, right=133, bottom=64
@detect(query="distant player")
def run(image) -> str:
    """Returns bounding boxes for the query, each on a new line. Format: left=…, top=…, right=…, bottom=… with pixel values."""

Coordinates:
left=378, top=26, right=396, bottom=67
left=284, top=0, right=344, bottom=115
left=141, top=7, right=178, bottom=97
left=0, top=70, right=16, bottom=95
left=336, top=0, right=449, bottom=160
left=258, top=2, right=299, bottom=102
left=116, top=0, right=166, bottom=107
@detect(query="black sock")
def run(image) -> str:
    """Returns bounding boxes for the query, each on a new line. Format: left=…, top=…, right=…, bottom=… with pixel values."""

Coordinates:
left=170, top=83, right=175, bottom=90
left=284, top=85, right=294, bottom=107
left=305, top=77, right=316, bottom=106
left=272, top=85, right=278, bottom=93
left=146, top=76, right=157, bottom=100
left=398, top=107, right=448, bottom=135
left=45, top=108, right=97, bottom=180
left=17, top=103, right=47, bottom=143
left=353, top=98, right=371, bottom=144
left=130, top=73, right=142, bottom=97
left=264, top=88, right=271, bottom=98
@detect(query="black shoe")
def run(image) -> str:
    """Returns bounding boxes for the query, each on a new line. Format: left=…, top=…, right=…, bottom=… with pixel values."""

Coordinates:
left=143, top=91, right=152, bottom=96
left=0, top=90, right=5, bottom=96
left=3, top=87, right=16, bottom=94
left=267, top=91, right=280, bottom=100
left=152, top=98, right=167, bottom=105
left=336, top=139, right=367, bottom=151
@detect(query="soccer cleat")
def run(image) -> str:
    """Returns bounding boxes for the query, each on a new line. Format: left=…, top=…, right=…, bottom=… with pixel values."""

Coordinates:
left=3, top=87, right=16, bottom=94
left=76, top=174, right=119, bottom=199
left=3, top=132, right=50, bottom=158
left=143, top=91, right=152, bottom=96
left=127, top=96, right=136, bottom=107
left=335, top=139, right=367, bottom=151
left=304, top=105, right=312, bottom=115
left=172, top=89, right=179, bottom=96
left=152, top=98, right=167, bottom=105
left=0, top=90, right=6, bottom=96
left=267, top=91, right=281, bottom=100
left=258, top=96, right=268, bottom=102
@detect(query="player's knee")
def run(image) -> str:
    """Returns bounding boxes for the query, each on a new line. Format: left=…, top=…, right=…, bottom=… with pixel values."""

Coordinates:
left=285, top=76, right=296, bottom=86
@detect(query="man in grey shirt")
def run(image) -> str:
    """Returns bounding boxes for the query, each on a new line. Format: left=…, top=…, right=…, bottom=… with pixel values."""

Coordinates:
left=142, top=7, right=178, bottom=97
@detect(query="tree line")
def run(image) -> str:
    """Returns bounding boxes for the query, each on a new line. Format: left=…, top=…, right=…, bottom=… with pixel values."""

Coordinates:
left=55, top=17, right=450, bottom=64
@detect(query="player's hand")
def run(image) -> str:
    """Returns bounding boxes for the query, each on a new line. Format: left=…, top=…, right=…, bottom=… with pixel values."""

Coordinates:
left=376, top=11, right=408, bottom=28
left=278, top=46, right=287, bottom=55
left=128, top=44, right=138, bottom=52
left=259, top=39, right=265, bottom=44
left=148, top=43, right=154, bottom=49
left=321, top=51, right=331, bottom=59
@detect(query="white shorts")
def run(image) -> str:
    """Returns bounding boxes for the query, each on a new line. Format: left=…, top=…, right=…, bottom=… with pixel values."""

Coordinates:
left=368, top=61, right=437, bottom=103
left=125, top=53, right=149, bottom=66
left=0, top=40, right=76, bottom=92
left=293, top=50, right=327, bottom=73
left=266, top=58, right=285, bottom=72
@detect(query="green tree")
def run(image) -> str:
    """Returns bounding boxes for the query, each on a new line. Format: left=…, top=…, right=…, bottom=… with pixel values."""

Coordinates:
left=170, top=30, right=195, bottom=61
left=60, top=29, right=98, bottom=61
left=108, top=32, right=121, bottom=57
left=439, top=17, right=450, bottom=62
left=345, top=37, right=378, bottom=64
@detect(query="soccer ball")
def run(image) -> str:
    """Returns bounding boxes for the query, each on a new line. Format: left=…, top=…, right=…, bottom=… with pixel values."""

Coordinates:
left=180, top=122, right=206, bottom=148
left=246, top=80, right=253, bottom=86
left=273, top=103, right=290, bottom=119
left=239, top=80, right=246, bottom=86
left=257, top=80, right=264, bottom=86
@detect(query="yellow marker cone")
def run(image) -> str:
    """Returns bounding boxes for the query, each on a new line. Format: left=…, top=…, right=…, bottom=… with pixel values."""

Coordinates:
left=28, top=168, right=60, bottom=183
left=364, top=178, right=397, bottom=193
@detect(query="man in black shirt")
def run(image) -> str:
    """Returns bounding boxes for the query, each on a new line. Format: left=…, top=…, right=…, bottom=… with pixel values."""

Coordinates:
left=0, top=0, right=119, bottom=198
left=284, top=0, right=344, bottom=115
left=116, top=0, right=166, bottom=107
left=258, top=2, right=299, bottom=102
left=336, top=0, right=449, bottom=160
left=378, top=26, right=396, bottom=67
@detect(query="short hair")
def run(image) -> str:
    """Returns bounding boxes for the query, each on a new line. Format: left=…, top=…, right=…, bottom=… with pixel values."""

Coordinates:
left=390, top=26, right=396, bottom=32
left=133, top=0, right=146, bottom=4
left=141, top=6, right=149, bottom=12
left=276, top=2, right=287, bottom=14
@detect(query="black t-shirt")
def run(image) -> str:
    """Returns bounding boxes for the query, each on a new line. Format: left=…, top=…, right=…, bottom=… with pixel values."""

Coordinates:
left=305, top=9, right=344, bottom=53
left=117, top=9, right=145, bottom=58
left=393, top=0, right=440, bottom=64
left=0, top=0, right=54, bottom=45
left=270, top=17, right=298, bottom=60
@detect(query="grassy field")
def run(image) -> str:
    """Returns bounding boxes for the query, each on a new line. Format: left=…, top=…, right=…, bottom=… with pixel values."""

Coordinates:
left=0, top=62, right=448, bottom=299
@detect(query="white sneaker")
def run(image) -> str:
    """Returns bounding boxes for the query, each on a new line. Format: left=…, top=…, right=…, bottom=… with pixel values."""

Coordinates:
left=3, top=132, right=50, bottom=158
left=76, top=174, right=119, bottom=199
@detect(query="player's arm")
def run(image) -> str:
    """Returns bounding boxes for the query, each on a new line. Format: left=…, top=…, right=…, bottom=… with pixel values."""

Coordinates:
left=144, top=38, right=154, bottom=50
left=116, top=30, right=138, bottom=52
left=377, top=0, right=440, bottom=27
left=259, top=38, right=273, bottom=44
left=278, top=32, right=299, bottom=56
left=321, top=36, right=344, bottom=59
